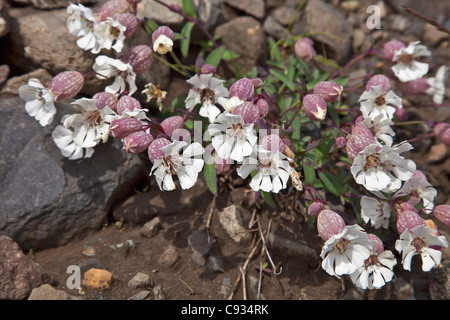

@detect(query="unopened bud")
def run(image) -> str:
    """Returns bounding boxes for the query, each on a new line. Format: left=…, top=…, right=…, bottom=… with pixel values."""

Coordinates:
left=433, top=205, right=450, bottom=227
left=148, top=137, right=171, bottom=163
left=232, top=101, right=260, bottom=126
left=351, top=123, right=374, bottom=140
left=110, top=117, right=143, bottom=139
left=313, top=81, right=343, bottom=103
left=49, top=71, right=84, bottom=101
left=336, top=136, right=347, bottom=148
left=92, top=91, right=118, bottom=111
left=250, top=78, right=264, bottom=89
left=395, top=106, right=408, bottom=121
left=396, top=202, right=418, bottom=215
left=367, top=233, right=384, bottom=253
left=302, top=94, right=327, bottom=122
left=261, top=134, right=286, bottom=154
left=256, top=98, right=269, bottom=117
left=317, top=210, right=346, bottom=241
left=123, top=131, right=153, bottom=153
left=121, top=45, right=153, bottom=74
left=396, top=78, right=430, bottom=96
left=200, top=64, right=216, bottom=75
left=160, top=116, right=185, bottom=137
left=433, top=122, right=450, bottom=146
left=152, top=26, right=174, bottom=55
left=366, top=74, right=391, bottom=93
left=97, top=0, right=131, bottom=21
left=396, top=210, right=426, bottom=235
left=294, top=37, right=316, bottom=62
left=229, top=78, right=255, bottom=101
left=215, top=155, right=231, bottom=175
left=116, top=13, right=139, bottom=38
left=116, top=95, right=142, bottom=115
left=308, top=199, right=326, bottom=218
left=382, top=39, right=407, bottom=63
left=346, top=134, right=376, bottom=161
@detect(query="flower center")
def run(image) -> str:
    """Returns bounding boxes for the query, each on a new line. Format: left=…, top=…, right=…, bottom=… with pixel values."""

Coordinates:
left=200, top=88, right=215, bottom=104
left=335, top=238, right=349, bottom=254
left=364, top=154, right=382, bottom=170
left=365, top=254, right=380, bottom=268
left=398, top=53, right=414, bottom=65
left=109, top=26, right=121, bottom=39
left=412, top=237, right=426, bottom=253
left=374, top=95, right=386, bottom=107
left=162, top=154, right=181, bottom=174
left=85, top=110, right=102, bottom=126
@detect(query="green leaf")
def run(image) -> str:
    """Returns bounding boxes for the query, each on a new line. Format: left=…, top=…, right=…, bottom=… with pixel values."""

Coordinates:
left=205, top=45, right=226, bottom=68
left=144, top=19, right=159, bottom=34
left=203, top=161, right=218, bottom=196
left=260, top=191, right=277, bottom=209
left=269, top=69, right=296, bottom=91
left=333, top=76, right=349, bottom=87
left=315, top=135, right=335, bottom=166
left=306, top=73, right=329, bottom=90
left=182, top=0, right=197, bottom=18
left=222, top=49, right=240, bottom=61
left=180, top=22, right=194, bottom=58
left=318, top=171, right=344, bottom=196
left=303, top=164, right=316, bottom=186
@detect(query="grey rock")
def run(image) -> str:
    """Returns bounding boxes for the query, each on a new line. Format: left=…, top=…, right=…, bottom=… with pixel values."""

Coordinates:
left=0, top=98, right=145, bottom=250
left=128, top=290, right=151, bottom=300
left=268, top=233, right=319, bottom=265
left=263, top=15, right=287, bottom=40
left=28, top=284, right=83, bottom=300
left=128, top=272, right=153, bottom=289
left=137, top=0, right=184, bottom=26
left=140, top=217, right=162, bottom=238
left=0, top=64, right=9, bottom=85
left=188, top=230, right=211, bottom=266
left=29, top=0, right=95, bottom=9
left=0, top=68, right=52, bottom=98
left=0, top=236, right=53, bottom=300
left=196, top=0, right=223, bottom=29
left=158, top=245, right=179, bottom=268
left=219, top=205, right=252, bottom=243
left=224, top=0, right=265, bottom=19
left=206, top=256, right=224, bottom=274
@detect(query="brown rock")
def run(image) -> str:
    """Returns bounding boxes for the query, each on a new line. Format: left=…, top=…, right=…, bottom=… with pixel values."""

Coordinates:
left=29, top=0, right=95, bottom=9
left=158, top=245, right=179, bottom=268
left=219, top=205, right=252, bottom=243
left=83, top=268, right=113, bottom=290
left=0, top=64, right=9, bottom=85
left=224, top=0, right=265, bottom=19
left=0, top=236, right=53, bottom=300
left=28, top=284, right=83, bottom=300
left=0, top=68, right=52, bottom=98
left=0, top=0, right=10, bottom=38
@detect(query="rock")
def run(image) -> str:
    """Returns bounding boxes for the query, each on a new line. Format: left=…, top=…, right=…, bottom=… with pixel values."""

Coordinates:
left=79, top=259, right=106, bottom=274
left=128, top=272, right=153, bottom=289
left=215, top=16, right=265, bottom=74
left=423, top=24, right=450, bottom=47
left=0, top=98, right=145, bottom=250
left=137, top=0, right=184, bottom=26
left=263, top=15, right=287, bottom=40
left=290, top=0, right=352, bottom=64
left=0, top=236, right=53, bottom=300
left=153, top=285, right=167, bottom=300
left=188, top=230, right=211, bottom=266
left=427, top=143, right=447, bottom=163
left=219, top=205, right=252, bottom=243
left=6, top=8, right=95, bottom=76
left=128, top=290, right=151, bottom=300
left=158, top=245, right=179, bottom=268
left=271, top=6, right=296, bottom=26
left=224, top=0, right=265, bottom=19
left=140, top=217, right=162, bottom=238
left=0, top=68, right=52, bottom=98
left=430, top=265, right=450, bottom=300
left=206, top=256, right=224, bottom=274
left=0, top=64, right=9, bottom=85
left=196, top=0, right=223, bottom=29
left=28, top=284, right=83, bottom=300
left=29, top=0, right=95, bottom=9
left=83, top=268, right=113, bottom=290
left=0, top=0, right=10, bottom=38
left=267, top=233, right=319, bottom=265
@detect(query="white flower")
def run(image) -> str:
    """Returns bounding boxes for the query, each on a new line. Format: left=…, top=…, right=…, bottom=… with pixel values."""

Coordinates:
left=360, top=194, right=392, bottom=229
left=237, top=146, right=293, bottom=193
left=52, top=98, right=118, bottom=160
left=351, top=141, right=416, bottom=193
left=66, top=4, right=101, bottom=53
left=93, top=55, right=137, bottom=95
left=153, top=34, right=173, bottom=55
left=150, top=140, right=205, bottom=191
left=18, top=78, right=56, bottom=126
left=93, top=17, right=126, bottom=53
left=350, top=248, right=397, bottom=290
left=224, top=96, right=245, bottom=113
left=359, top=85, right=402, bottom=121
left=394, top=171, right=437, bottom=213
left=392, top=41, right=431, bottom=82
left=362, top=114, right=395, bottom=146
left=395, top=225, right=448, bottom=272
left=185, top=74, right=229, bottom=123
left=320, top=225, right=373, bottom=277
left=208, top=112, right=257, bottom=162
left=426, top=66, right=448, bottom=104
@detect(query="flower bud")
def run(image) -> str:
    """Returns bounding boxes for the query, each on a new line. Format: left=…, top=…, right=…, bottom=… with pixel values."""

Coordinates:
left=346, top=134, right=376, bottom=161
left=228, top=78, right=255, bottom=101
left=382, top=39, right=407, bottom=62
left=433, top=205, right=450, bottom=227
left=351, top=123, right=374, bottom=140
left=366, top=74, right=391, bottom=93
left=123, top=131, right=153, bottom=153
left=294, top=37, right=316, bottom=62
left=49, top=71, right=85, bottom=101
left=152, top=26, right=174, bottom=54
left=302, top=94, right=327, bottom=122
left=308, top=200, right=326, bottom=218
left=396, top=202, right=418, bottom=215
left=433, top=122, right=450, bottom=146
left=215, top=155, right=231, bottom=175
left=396, top=210, right=426, bottom=235
left=261, top=134, right=286, bottom=154
left=160, top=116, right=185, bottom=137
left=250, top=78, right=264, bottom=89
left=317, top=210, right=346, bottom=241
left=92, top=91, right=118, bottom=111
left=200, top=64, right=216, bottom=75
left=395, top=106, right=408, bottom=121
left=313, top=81, right=343, bottom=103
left=97, top=0, right=131, bottom=21
left=336, top=136, right=347, bottom=148
left=110, top=118, right=143, bottom=139
left=232, top=101, right=260, bottom=127
left=121, top=45, right=153, bottom=74
left=116, top=95, right=141, bottom=115
left=367, top=233, right=384, bottom=253
left=256, top=98, right=269, bottom=117
left=116, top=13, right=139, bottom=38
left=148, top=137, right=171, bottom=163
left=395, top=78, right=430, bottom=96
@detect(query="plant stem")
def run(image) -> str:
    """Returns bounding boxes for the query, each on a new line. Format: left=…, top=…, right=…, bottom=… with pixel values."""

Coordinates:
left=407, top=132, right=436, bottom=144
left=404, top=103, right=450, bottom=108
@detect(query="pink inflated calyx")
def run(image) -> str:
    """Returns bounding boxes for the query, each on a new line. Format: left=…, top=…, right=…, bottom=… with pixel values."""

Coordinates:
left=92, top=92, right=118, bottom=111
left=294, top=37, right=316, bottom=62
left=261, top=134, right=286, bottom=154
left=433, top=123, right=450, bottom=146
left=302, top=94, right=327, bottom=122
left=121, top=45, right=153, bottom=75
left=396, top=78, right=430, bottom=96
left=351, top=123, right=375, bottom=141
left=317, top=210, right=346, bottom=241
left=215, top=155, right=231, bottom=175
left=116, top=95, right=142, bottom=115
left=396, top=210, right=426, bottom=235
left=382, top=39, right=407, bottom=63
left=232, top=101, right=260, bottom=127
left=367, top=233, right=384, bottom=253
left=308, top=200, right=326, bottom=218
left=116, top=13, right=139, bottom=38
left=433, top=205, right=450, bottom=227
left=200, top=64, right=216, bottom=75
left=147, top=137, right=171, bottom=163
left=110, top=118, right=143, bottom=139
left=97, top=0, right=131, bottom=21
left=345, top=134, right=376, bottom=161
left=366, top=74, right=391, bottom=93
left=160, top=116, right=185, bottom=137
left=228, top=78, right=255, bottom=101
left=49, top=71, right=85, bottom=102
left=256, top=98, right=269, bottom=117
left=123, top=131, right=153, bottom=153
left=313, top=81, right=343, bottom=103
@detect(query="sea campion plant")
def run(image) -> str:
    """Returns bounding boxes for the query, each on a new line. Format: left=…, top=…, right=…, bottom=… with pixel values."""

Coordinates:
left=19, top=0, right=450, bottom=292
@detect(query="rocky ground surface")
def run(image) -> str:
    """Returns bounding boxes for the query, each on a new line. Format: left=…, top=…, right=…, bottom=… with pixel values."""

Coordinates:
left=0, top=0, right=450, bottom=300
